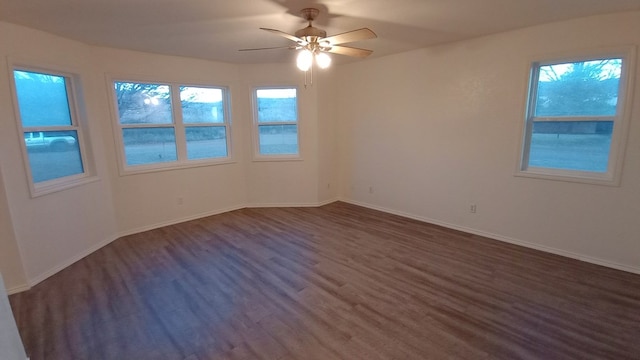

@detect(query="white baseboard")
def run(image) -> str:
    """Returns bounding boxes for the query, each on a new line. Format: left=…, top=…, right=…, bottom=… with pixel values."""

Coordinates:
left=15, top=204, right=247, bottom=293
left=19, top=196, right=635, bottom=295
left=6, top=284, right=31, bottom=296
left=14, top=200, right=340, bottom=294
left=248, top=198, right=339, bottom=209
left=116, top=204, right=247, bottom=238
left=341, top=198, right=640, bottom=275
left=26, top=234, right=120, bottom=290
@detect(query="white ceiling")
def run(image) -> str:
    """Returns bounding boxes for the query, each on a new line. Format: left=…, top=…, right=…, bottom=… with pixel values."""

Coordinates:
left=1, top=0, right=640, bottom=65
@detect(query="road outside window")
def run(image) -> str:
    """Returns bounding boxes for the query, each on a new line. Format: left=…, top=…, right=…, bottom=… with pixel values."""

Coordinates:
left=518, top=50, right=634, bottom=184
left=12, top=69, right=87, bottom=186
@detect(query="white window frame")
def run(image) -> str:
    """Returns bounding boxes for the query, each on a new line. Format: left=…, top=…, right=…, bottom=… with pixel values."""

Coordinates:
left=251, top=86, right=302, bottom=161
left=108, top=76, right=233, bottom=175
left=516, top=47, right=636, bottom=186
left=8, top=61, right=96, bottom=197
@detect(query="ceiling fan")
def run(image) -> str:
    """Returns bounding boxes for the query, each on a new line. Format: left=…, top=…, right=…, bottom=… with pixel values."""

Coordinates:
left=240, top=8, right=377, bottom=72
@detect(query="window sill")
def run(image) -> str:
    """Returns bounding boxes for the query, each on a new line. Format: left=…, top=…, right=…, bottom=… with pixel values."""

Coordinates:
left=514, top=168, right=620, bottom=187
left=119, top=158, right=236, bottom=176
left=31, top=175, right=100, bottom=198
left=252, top=155, right=303, bottom=163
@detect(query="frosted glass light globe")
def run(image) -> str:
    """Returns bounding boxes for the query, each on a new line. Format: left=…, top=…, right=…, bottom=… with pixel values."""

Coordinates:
left=316, top=52, right=332, bottom=69
left=296, top=50, right=313, bottom=71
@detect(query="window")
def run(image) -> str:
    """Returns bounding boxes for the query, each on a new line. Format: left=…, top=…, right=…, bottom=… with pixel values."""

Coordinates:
left=112, top=81, right=230, bottom=172
left=253, top=87, right=300, bottom=158
left=181, top=86, right=229, bottom=161
left=518, top=49, right=634, bottom=184
left=11, top=68, right=92, bottom=195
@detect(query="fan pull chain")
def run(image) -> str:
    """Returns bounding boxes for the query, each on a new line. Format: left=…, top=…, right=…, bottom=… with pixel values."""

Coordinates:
left=303, top=63, right=314, bottom=89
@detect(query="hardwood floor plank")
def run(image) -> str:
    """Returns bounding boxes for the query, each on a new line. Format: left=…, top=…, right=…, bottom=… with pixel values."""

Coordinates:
left=9, top=202, right=640, bottom=359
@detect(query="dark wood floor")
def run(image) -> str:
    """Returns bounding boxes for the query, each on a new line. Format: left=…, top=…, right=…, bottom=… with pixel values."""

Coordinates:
left=9, top=202, right=640, bottom=359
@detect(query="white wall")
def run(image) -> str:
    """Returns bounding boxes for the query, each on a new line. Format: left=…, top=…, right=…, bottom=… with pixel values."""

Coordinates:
left=0, top=168, right=26, bottom=291
left=0, top=22, right=329, bottom=292
left=91, top=47, right=249, bottom=233
left=239, top=63, right=322, bottom=206
left=0, top=23, right=118, bottom=290
left=317, top=71, right=341, bottom=203
left=2, top=10, right=640, bottom=294
left=335, top=11, right=640, bottom=272
left=0, top=274, right=27, bottom=360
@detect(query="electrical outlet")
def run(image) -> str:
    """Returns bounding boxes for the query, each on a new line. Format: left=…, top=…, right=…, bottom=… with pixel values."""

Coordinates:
left=369, top=186, right=374, bottom=194
left=470, top=204, right=477, bottom=213
left=177, top=197, right=184, bottom=205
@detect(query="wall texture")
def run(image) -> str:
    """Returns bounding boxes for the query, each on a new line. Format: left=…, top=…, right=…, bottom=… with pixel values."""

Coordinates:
left=1, top=11, right=639, bottom=293
left=240, top=64, right=322, bottom=207
left=0, top=22, right=327, bottom=293
left=334, top=12, right=640, bottom=273
left=0, top=168, right=26, bottom=291
left=91, top=47, right=249, bottom=233
left=0, top=23, right=118, bottom=291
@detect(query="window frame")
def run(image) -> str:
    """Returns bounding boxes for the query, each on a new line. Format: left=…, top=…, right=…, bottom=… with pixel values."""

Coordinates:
left=516, top=47, right=636, bottom=186
left=251, top=86, right=302, bottom=161
left=108, top=75, right=233, bottom=175
left=8, top=62, right=96, bottom=197
left=179, top=85, right=231, bottom=162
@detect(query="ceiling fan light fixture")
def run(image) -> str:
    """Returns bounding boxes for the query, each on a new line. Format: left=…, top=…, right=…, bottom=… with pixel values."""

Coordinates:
left=241, top=8, right=376, bottom=85
left=296, top=49, right=313, bottom=71
left=316, top=52, right=331, bottom=69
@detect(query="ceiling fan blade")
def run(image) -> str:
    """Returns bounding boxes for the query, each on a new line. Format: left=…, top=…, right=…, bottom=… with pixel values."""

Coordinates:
left=326, top=45, right=373, bottom=58
left=322, top=28, right=376, bottom=45
left=260, top=28, right=307, bottom=45
left=239, top=45, right=296, bottom=52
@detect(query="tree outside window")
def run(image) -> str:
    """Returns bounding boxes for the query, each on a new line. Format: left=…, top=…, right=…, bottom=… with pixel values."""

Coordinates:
left=520, top=53, right=632, bottom=183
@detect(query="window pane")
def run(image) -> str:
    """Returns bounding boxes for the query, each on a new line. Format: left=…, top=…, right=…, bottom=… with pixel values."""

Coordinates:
left=122, top=128, right=177, bottom=166
left=528, top=121, right=613, bottom=172
left=185, top=126, right=228, bottom=160
left=24, top=131, right=83, bottom=183
left=256, top=88, right=297, bottom=122
left=258, top=125, right=298, bottom=155
left=114, top=82, right=172, bottom=124
left=180, top=87, right=224, bottom=124
left=13, top=70, right=72, bottom=127
left=535, top=59, right=621, bottom=117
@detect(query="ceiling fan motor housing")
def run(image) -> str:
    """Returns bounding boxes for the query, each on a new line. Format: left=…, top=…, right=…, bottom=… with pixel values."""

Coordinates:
left=295, top=26, right=327, bottom=40
left=242, top=7, right=375, bottom=59
left=295, top=8, right=327, bottom=42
